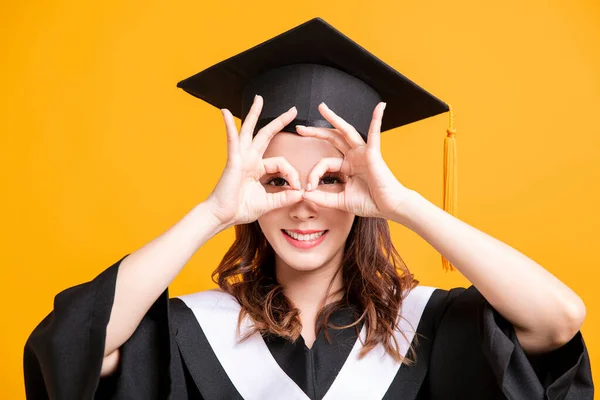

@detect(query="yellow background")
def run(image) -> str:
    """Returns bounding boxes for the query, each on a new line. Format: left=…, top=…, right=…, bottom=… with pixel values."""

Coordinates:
left=1, top=0, right=598, bottom=397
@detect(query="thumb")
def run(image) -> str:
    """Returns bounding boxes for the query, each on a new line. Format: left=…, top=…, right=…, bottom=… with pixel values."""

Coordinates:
left=302, top=190, right=346, bottom=210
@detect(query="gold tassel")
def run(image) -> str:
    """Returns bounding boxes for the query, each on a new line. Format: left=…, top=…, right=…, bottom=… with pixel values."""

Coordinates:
left=442, top=105, right=457, bottom=272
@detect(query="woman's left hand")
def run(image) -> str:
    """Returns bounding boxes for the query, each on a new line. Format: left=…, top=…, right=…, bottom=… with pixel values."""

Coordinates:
left=296, top=102, right=413, bottom=220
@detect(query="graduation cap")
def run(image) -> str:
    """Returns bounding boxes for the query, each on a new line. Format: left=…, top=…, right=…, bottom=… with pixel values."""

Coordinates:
left=177, top=17, right=458, bottom=272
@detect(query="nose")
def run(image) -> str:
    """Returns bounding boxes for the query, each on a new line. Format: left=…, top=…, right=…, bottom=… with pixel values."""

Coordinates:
left=289, top=198, right=318, bottom=221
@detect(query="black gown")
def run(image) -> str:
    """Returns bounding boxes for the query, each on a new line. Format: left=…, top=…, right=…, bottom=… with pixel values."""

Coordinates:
left=23, top=254, right=594, bottom=399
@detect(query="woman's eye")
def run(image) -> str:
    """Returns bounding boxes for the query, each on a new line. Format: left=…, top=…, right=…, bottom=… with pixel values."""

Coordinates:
left=266, top=177, right=289, bottom=187
left=319, top=176, right=343, bottom=185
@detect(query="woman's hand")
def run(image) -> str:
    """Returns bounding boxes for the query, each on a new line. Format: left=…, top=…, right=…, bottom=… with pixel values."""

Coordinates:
left=206, top=95, right=303, bottom=229
left=296, top=102, right=412, bottom=220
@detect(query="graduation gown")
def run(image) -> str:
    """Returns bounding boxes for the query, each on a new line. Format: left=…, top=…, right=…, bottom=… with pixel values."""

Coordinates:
left=24, top=255, right=594, bottom=399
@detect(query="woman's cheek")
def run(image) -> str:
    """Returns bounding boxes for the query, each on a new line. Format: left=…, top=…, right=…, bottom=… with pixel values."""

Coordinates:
left=337, top=212, right=356, bottom=240
left=257, top=214, right=278, bottom=241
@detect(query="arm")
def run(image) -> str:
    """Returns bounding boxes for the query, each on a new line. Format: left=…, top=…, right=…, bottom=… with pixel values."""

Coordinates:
left=392, top=189, right=586, bottom=355
left=102, top=201, right=224, bottom=361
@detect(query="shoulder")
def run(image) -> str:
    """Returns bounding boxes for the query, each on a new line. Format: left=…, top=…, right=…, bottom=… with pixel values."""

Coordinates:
left=391, top=285, right=473, bottom=348
left=406, top=284, right=480, bottom=331
left=413, top=284, right=475, bottom=307
left=172, top=288, right=239, bottom=310
left=404, top=284, right=467, bottom=310
left=167, top=289, right=244, bottom=334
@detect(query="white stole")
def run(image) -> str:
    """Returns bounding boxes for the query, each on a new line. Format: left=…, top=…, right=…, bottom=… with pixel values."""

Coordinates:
left=178, top=285, right=436, bottom=400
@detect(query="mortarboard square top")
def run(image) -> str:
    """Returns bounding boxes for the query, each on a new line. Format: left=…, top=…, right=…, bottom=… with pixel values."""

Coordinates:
left=176, top=17, right=449, bottom=140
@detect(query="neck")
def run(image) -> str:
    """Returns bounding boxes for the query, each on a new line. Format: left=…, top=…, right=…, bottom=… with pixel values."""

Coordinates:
left=275, top=250, right=345, bottom=314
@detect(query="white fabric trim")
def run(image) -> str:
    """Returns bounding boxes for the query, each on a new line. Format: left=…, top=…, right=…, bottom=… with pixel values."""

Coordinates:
left=178, top=285, right=437, bottom=399
left=322, top=285, right=436, bottom=400
left=178, top=290, right=310, bottom=400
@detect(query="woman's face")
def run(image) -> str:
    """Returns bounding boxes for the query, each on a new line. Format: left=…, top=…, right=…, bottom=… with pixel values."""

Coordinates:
left=257, top=132, right=355, bottom=273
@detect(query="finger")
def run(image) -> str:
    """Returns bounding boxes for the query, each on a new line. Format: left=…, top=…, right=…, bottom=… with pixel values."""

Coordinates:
left=306, top=157, right=343, bottom=192
left=261, top=156, right=302, bottom=190
left=252, top=105, right=298, bottom=156
left=318, top=102, right=365, bottom=148
left=295, top=126, right=351, bottom=155
left=266, top=189, right=304, bottom=211
left=302, top=190, right=347, bottom=211
left=221, top=109, right=240, bottom=161
left=239, top=95, right=264, bottom=147
left=367, top=102, right=386, bottom=151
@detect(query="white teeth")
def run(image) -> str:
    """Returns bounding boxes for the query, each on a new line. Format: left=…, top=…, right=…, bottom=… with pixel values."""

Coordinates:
left=284, top=230, right=325, bottom=241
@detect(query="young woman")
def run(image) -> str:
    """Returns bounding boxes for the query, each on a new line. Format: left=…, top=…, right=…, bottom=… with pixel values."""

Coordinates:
left=24, top=18, right=593, bottom=400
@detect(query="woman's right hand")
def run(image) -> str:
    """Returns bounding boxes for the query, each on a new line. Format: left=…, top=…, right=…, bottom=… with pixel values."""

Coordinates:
left=206, top=95, right=303, bottom=229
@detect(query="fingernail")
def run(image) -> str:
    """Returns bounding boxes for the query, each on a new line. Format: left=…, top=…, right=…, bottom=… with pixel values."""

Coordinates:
left=288, top=106, right=297, bottom=112
left=382, top=102, right=387, bottom=111
left=320, top=102, right=328, bottom=109
left=296, top=125, right=305, bottom=130
left=306, top=183, right=312, bottom=191
left=297, top=179, right=302, bottom=189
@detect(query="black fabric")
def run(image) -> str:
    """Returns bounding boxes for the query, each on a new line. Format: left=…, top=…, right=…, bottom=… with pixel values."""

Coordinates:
left=170, top=298, right=243, bottom=399
left=24, top=256, right=594, bottom=399
left=24, top=255, right=127, bottom=399
left=23, top=254, right=173, bottom=400
left=428, top=285, right=594, bottom=400
left=262, top=306, right=362, bottom=399
left=242, top=63, right=383, bottom=140
left=100, top=287, right=171, bottom=398
left=176, top=17, right=449, bottom=138
left=384, top=288, right=447, bottom=400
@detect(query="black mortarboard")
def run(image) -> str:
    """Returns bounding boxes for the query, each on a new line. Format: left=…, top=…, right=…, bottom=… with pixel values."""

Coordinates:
left=177, top=17, right=458, bottom=272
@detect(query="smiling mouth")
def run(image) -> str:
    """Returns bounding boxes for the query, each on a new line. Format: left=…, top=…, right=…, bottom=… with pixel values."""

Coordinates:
left=282, top=229, right=328, bottom=241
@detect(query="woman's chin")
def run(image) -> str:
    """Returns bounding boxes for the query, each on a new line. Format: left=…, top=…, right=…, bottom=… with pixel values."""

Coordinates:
left=286, top=263, right=325, bottom=273
left=275, top=253, right=332, bottom=273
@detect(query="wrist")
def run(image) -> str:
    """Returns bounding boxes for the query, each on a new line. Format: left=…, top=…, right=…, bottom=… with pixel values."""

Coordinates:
left=195, top=199, right=232, bottom=235
left=388, top=189, right=425, bottom=228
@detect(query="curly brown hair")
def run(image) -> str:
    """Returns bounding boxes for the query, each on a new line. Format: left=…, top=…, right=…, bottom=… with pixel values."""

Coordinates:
left=212, top=216, right=420, bottom=364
